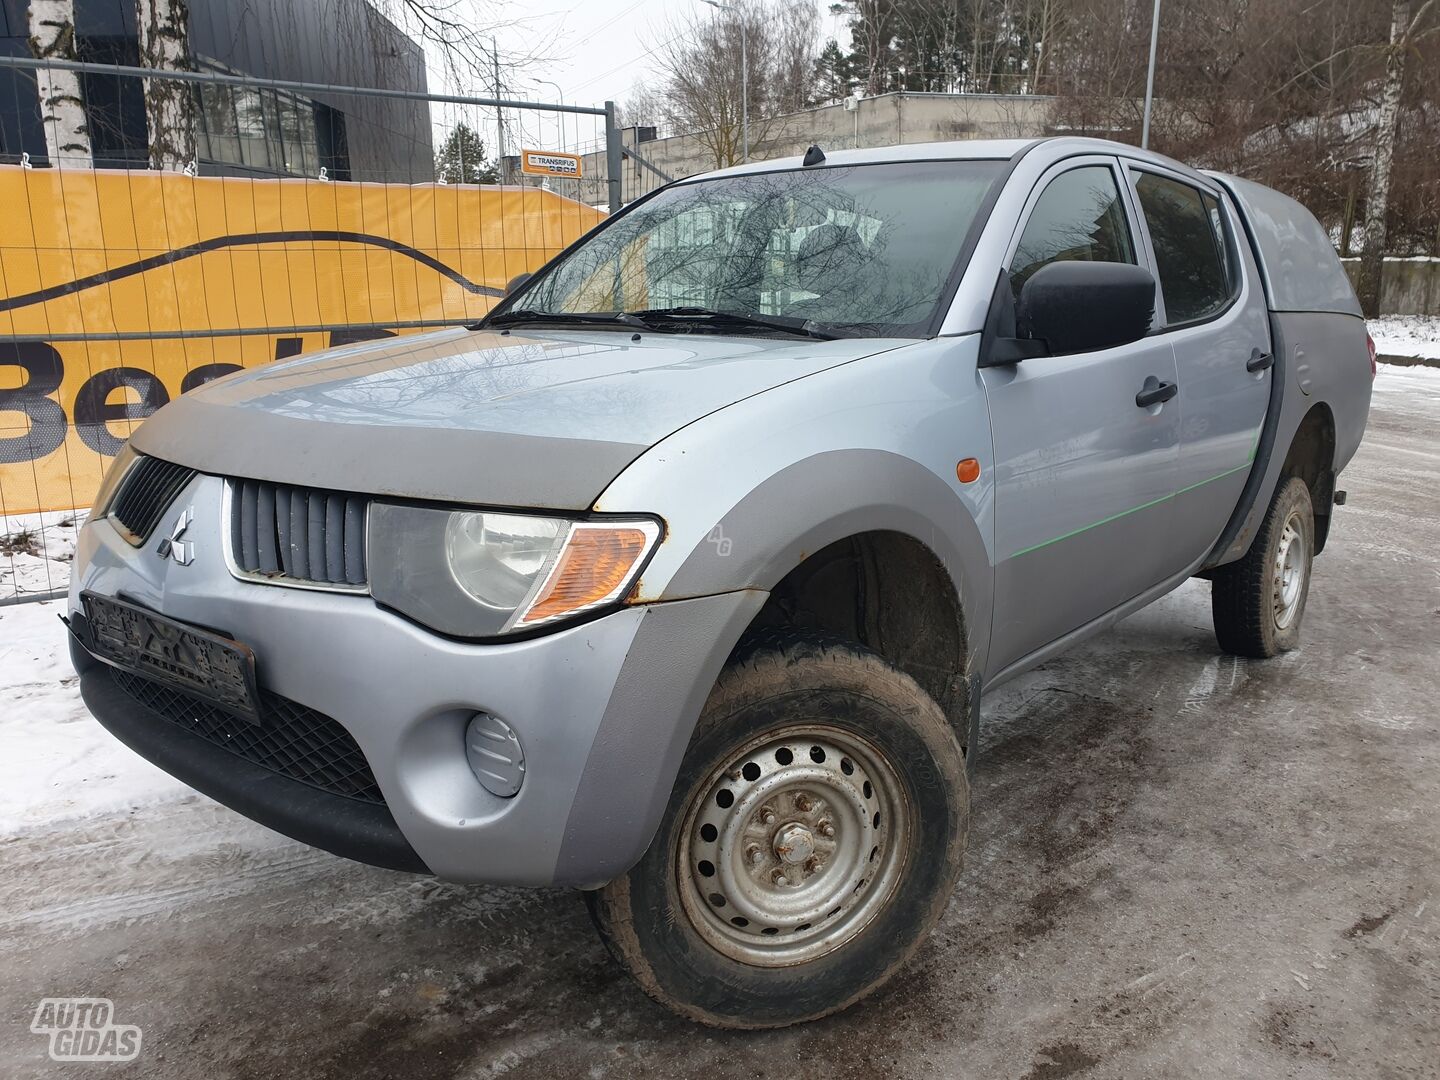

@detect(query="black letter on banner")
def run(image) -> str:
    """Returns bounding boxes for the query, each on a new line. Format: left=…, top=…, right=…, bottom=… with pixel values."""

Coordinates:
left=181, top=364, right=242, bottom=394
left=74, top=368, right=171, bottom=456
left=0, top=341, right=67, bottom=465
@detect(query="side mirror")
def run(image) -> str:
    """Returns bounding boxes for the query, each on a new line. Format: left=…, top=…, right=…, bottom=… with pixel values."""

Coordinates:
left=1016, top=262, right=1155, bottom=356
left=505, top=272, right=533, bottom=296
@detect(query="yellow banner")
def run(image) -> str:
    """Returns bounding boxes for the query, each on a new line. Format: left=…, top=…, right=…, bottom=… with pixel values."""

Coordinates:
left=0, top=167, right=604, bottom=515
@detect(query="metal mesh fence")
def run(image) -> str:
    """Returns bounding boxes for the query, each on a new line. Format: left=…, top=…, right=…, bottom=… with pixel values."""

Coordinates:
left=0, top=57, right=618, bottom=602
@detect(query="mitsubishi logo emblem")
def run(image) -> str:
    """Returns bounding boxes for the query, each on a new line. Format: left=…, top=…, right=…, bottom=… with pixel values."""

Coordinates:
left=156, top=507, right=195, bottom=565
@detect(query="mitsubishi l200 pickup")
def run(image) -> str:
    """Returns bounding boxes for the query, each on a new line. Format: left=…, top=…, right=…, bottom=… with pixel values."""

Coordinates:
left=66, top=137, right=1373, bottom=1028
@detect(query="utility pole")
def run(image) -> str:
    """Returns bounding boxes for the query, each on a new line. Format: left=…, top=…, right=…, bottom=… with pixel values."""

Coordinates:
left=492, top=39, right=507, bottom=181
left=1141, top=0, right=1161, bottom=149
left=741, top=26, right=748, bottom=162
left=702, top=0, right=748, bottom=163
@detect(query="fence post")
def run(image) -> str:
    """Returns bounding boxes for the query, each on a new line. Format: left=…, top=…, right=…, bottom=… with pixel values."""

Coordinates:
left=604, top=101, right=623, bottom=214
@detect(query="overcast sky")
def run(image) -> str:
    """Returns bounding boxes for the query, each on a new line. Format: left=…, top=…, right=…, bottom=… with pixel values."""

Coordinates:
left=418, top=0, right=845, bottom=157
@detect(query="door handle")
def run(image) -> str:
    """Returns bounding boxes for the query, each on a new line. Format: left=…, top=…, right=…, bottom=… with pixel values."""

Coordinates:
left=1135, top=375, right=1178, bottom=408
left=1246, top=348, right=1274, bottom=373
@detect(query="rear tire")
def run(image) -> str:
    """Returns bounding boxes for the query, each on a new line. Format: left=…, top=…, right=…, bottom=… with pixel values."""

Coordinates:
left=1211, top=475, right=1315, bottom=658
left=587, top=631, right=969, bottom=1029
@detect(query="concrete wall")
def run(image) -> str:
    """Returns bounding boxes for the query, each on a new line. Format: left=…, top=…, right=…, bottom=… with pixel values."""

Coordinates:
left=1341, top=258, right=1440, bottom=316
left=587, top=91, right=1053, bottom=203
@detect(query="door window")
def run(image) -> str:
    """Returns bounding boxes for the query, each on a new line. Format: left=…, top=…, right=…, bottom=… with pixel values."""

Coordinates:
left=1134, top=173, right=1235, bottom=325
left=1010, top=165, right=1135, bottom=291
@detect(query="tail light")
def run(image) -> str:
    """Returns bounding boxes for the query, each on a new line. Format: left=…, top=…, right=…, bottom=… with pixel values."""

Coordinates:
left=1366, top=332, right=1377, bottom=378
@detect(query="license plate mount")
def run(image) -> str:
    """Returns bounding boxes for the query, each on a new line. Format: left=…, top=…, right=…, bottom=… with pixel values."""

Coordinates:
left=79, top=592, right=263, bottom=725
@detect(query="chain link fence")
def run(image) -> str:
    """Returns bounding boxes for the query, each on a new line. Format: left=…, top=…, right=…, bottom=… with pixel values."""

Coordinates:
left=0, top=56, right=621, bottom=603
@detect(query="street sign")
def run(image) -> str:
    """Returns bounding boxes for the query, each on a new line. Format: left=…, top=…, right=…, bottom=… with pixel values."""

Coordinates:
left=520, top=150, right=583, bottom=178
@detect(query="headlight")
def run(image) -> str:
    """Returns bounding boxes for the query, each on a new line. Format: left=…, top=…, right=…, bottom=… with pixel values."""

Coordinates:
left=368, top=503, right=661, bottom=637
left=92, top=443, right=138, bottom=517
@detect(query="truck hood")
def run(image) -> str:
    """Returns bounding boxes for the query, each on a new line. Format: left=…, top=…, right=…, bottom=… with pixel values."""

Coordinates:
left=132, top=326, right=905, bottom=510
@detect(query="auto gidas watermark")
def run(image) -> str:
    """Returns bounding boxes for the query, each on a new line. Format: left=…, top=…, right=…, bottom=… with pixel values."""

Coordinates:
left=31, top=998, right=142, bottom=1062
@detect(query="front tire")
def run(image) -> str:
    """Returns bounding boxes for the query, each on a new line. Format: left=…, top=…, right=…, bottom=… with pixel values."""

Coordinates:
left=588, top=631, right=969, bottom=1029
left=1211, top=475, right=1315, bottom=658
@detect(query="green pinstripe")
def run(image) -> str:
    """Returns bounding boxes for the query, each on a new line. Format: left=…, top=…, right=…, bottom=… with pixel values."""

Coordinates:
left=1008, top=447, right=1257, bottom=560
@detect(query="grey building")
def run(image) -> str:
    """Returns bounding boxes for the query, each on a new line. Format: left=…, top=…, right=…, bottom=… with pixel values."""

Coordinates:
left=1, top=0, right=432, bottom=181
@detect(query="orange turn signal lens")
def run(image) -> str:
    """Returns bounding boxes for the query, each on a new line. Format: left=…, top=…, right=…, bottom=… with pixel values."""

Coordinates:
left=519, top=522, right=657, bottom=625
left=956, top=458, right=981, bottom=484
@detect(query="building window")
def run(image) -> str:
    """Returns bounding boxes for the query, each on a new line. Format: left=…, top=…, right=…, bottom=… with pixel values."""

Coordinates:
left=193, top=60, right=338, bottom=179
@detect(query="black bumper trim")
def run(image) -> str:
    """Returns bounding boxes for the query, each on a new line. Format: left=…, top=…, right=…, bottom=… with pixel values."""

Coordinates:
left=78, top=661, right=431, bottom=875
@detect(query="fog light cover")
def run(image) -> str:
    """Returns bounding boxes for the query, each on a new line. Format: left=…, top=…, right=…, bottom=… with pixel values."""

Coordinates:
left=465, top=712, right=525, bottom=798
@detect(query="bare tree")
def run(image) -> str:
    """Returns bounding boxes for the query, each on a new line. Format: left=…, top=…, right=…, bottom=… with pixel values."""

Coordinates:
left=620, top=81, right=667, bottom=134
left=1358, top=0, right=1434, bottom=316
left=652, top=0, right=820, bottom=169
left=27, top=0, right=91, bottom=166
left=136, top=0, right=197, bottom=169
left=364, top=1, right=559, bottom=95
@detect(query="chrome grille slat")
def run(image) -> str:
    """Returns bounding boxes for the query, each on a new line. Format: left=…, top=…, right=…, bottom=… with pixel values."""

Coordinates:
left=229, top=479, right=368, bottom=590
left=344, top=497, right=367, bottom=585
left=324, top=495, right=345, bottom=584
left=256, top=482, right=279, bottom=573
left=238, top=479, right=258, bottom=569
left=289, top=487, right=310, bottom=580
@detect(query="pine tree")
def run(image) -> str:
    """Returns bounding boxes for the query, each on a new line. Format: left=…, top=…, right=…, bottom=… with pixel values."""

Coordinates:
left=435, top=123, right=500, bottom=185
left=814, top=39, right=854, bottom=103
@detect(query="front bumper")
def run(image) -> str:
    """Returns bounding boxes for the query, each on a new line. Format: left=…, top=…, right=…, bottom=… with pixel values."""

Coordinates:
left=69, top=473, right=763, bottom=886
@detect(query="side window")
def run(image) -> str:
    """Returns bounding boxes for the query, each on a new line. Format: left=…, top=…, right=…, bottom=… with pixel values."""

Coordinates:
left=1010, top=165, right=1135, bottom=291
left=1134, top=173, right=1234, bottom=324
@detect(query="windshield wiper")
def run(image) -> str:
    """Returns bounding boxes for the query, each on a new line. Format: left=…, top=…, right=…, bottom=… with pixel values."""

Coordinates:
left=626, top=306, right=838, bottom=341
left=486, top=308, right=650, bottom=331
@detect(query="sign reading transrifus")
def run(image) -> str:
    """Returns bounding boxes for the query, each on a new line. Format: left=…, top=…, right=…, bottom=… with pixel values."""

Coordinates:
left=520, top=150, right=584, bottom=178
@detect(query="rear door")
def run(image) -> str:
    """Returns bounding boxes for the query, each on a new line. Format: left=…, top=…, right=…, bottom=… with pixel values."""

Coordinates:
left=1123, top=164, right=1272, bottom=565
left=983, top=156, right=1182, bottom=673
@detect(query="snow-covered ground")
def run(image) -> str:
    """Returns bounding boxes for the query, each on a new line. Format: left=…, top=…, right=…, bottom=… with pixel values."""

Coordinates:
left=1369, top=314, right=1440, bottom=360
left=0, top=600, right=186, bottom=835
left=0, top=509, right=86, bottom=601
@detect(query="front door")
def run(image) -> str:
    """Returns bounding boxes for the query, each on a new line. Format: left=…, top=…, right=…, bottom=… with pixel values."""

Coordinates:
left=983, top=158, right=1181, bottom=674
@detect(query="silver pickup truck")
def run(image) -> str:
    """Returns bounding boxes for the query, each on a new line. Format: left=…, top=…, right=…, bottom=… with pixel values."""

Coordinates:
left=67, top=137, right=1373, bottom=1028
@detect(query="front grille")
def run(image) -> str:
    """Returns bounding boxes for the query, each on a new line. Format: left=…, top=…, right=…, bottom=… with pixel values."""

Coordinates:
left=110, top=457, right=197, bottom=544
left=230, top=480, right=367, bottom=589
left=109, top=667, right=385, bottom=804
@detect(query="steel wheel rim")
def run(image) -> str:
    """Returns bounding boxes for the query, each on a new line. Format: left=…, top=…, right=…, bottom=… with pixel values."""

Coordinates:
left=1272, top=511, right=1308, bottom=630
left=676, top=724, right=911, bottom=968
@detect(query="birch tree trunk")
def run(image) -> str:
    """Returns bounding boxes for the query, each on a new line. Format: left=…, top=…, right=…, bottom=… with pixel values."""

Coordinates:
left=136, top=0, right=196, bottom=170
left=27, top=0, right=91, bottom=166
left=1357, top=1, right=1410, bottom=318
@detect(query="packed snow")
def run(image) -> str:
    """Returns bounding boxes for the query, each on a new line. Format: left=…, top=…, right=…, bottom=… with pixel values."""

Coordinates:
left=0, top=509, right=86, bottom=601
left=0, top=600, right=187, bottom=834
left=1369, top=314, right=1440, bottom=361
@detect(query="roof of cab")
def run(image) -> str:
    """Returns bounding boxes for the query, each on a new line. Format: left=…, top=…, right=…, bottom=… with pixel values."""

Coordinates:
left=695, top=138, right=1038, bottom=179
left=688, top=136, right=1216, bottom=188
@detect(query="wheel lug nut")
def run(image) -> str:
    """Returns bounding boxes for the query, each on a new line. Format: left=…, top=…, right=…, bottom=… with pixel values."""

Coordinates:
left=770, top=867, right=787, bottom=885
left=794, top=793, right=813, bottom=812
left=760, top=807, right=776, bottom=826
left=818, top=820, right=834, bottom=838
left=746, top=844, right=764, bottom=866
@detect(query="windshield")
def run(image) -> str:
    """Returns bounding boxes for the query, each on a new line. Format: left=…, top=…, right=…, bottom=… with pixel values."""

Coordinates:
left=510, top=160, right=1004, bottom=338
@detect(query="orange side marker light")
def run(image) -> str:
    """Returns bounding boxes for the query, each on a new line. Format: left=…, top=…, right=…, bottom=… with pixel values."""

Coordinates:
left=956, top=458, right=981, bottom=484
